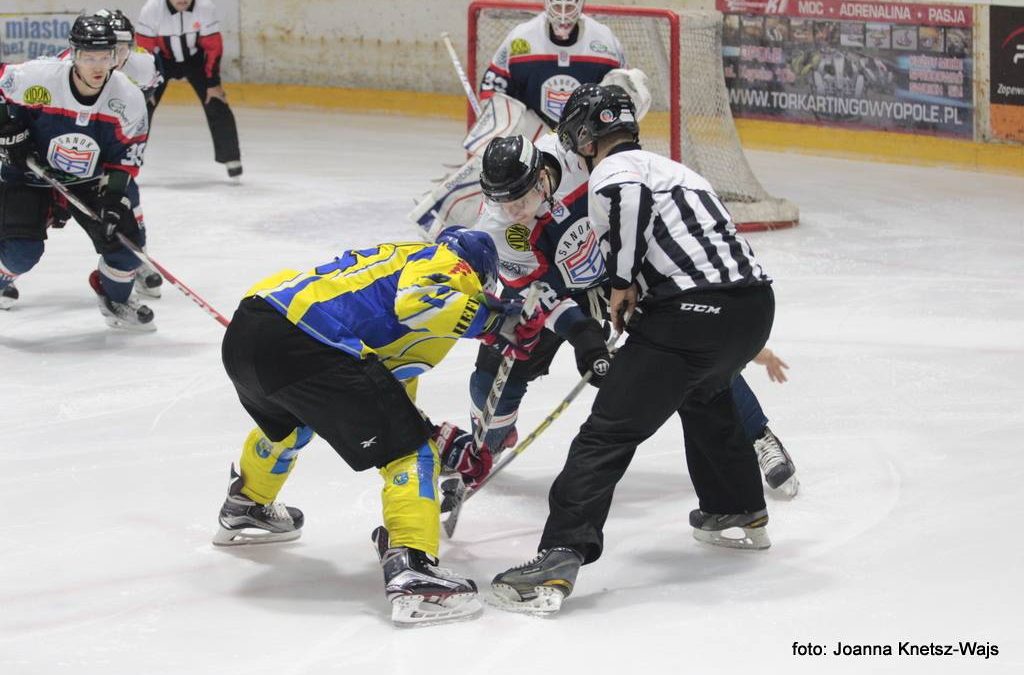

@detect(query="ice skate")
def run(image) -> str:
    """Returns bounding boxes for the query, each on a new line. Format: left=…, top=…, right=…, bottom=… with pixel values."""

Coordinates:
left=0, top=284, right=18, bottom=310
left=754, top=426, right=799, bottom=497
left=371, top=526, right=482, bottom=627
left=489, top=547, right=583, bottom=615
left=225, top=160, right=243, bottom=179
left=134, top=263, right=163, bottom=298
left=89, top=270, right=155, bottom=332
left=213, top=464, right=304, bottom=546
left=690, top=508, right=771, bottom=550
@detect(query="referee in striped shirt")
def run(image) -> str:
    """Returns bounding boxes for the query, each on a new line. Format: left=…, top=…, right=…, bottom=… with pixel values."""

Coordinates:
left=492, top=84, right=777, bottom=598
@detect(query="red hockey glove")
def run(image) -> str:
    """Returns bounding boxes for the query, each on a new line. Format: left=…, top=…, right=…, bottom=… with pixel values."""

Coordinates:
left=433, top=422, right=493, bottom=489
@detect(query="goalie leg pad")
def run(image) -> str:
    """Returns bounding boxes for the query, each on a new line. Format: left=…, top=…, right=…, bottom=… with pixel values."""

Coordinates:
left=463, top=93, right=549, bottom=156
left=407, top=155, right=484, bottom=240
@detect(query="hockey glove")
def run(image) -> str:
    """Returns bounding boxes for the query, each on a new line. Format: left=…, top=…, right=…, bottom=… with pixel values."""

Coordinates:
left=0, top=117, right=34, bottom=170
left=478, top=293, right=548, bottom=361
left=433, top=422, right=493, bottom=489
left=566, top=318, right=613, bottom=387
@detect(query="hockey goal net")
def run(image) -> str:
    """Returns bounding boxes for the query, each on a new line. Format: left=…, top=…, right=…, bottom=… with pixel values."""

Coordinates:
left=467, top=1, right=798, bottom=231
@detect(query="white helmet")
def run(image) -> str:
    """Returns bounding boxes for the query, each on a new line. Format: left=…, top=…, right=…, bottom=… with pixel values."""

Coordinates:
left=545, top=0, right=585, bottom=40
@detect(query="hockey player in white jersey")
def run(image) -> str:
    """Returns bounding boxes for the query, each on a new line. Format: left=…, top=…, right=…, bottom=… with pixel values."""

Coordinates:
left=440, top=131, right=797, bottom=506
left=59, top=9, right=165, bottom=298
left=409, top=0, right=651, bottom=238
left=0, top=14, right=154, bottom=329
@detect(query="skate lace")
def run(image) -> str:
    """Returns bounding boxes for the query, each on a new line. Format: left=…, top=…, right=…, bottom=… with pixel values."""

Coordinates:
left=510, top=550, right=547, bottom=571
left=263, top=501, right=292, bottom=522
left=755, top=432, right=786, bottom=472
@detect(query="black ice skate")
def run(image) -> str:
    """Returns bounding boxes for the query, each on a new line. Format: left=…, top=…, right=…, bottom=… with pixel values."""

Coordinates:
left=0, top=284, right=18, bottom=310
left=225, top=161, right=243, bottom=179
left=690, top=508, right=771, bottom=550
left=371, top=526, right=482, bottom=627
left=754, top=426, right=799, bottom=496
left=134, top=263, right=163, bottom=299
left=89, top=270, right=155, bottom=332
left=489, top=547, right=583, bottom=614
left=212, top=464, right=304, bottom=546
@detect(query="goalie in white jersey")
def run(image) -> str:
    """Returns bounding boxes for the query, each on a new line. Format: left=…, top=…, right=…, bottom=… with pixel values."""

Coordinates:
left=409, top=0, right=651, bottom=237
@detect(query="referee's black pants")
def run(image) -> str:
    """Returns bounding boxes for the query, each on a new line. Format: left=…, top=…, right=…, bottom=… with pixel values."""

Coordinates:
left=149, top=55, right=241, bottom=165
left=539, top=284, right=775, bottom=564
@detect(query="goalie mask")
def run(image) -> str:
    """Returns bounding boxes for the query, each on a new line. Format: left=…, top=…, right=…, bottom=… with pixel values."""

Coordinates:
left=556, top=83, right=639, bottom=156
left=545, top=0, right=585, bottom=40
left=436, top=226, right=500, bottom=293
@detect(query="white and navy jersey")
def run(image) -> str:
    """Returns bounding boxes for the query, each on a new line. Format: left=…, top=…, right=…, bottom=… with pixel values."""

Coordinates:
left=58, top=47, right=163, bottom=94
left=0, top=59, right=148, bottom=184
left=480, top=13, right=625, bottom=127
left=589, top=144, right=770, bottom=301
left=136, top=0, right=224, bottom=85
left=474, top=133, right=604, bottom=329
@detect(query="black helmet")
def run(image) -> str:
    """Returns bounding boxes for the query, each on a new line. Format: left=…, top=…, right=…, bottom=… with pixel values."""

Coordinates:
left=96, top=9, right=135, bottom=42
left=69, top=14, right=118, bottom=50
left=480, top=135, right=542, bottom=203
left=556, top=83, right=639, bottom=154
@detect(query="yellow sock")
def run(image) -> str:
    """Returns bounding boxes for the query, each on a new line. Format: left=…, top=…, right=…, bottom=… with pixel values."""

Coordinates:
left=380, top=441, right=440, bottom=558
left=238, top=425, right=314, bottom=504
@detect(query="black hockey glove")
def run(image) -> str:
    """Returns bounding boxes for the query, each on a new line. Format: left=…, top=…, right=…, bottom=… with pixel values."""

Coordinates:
left=566, top=318, right=612, bottom=387
left=0, top=116, right=34, bottom=170
left=97, top=171, right=140, bottom=249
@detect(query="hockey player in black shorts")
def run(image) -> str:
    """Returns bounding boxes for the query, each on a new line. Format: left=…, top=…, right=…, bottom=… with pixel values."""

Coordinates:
left=491, top=84, right=777, bottom=613
left=212, top=228, right=547, bottom=626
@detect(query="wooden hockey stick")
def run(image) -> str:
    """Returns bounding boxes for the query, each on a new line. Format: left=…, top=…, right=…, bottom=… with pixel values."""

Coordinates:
left=442, top=282, right=543, bottom=538
left=27, top=156, right=231, bottom=327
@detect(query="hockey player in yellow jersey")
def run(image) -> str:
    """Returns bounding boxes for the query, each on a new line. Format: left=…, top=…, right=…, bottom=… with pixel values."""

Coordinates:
left=211, top=227, right=547, bottom=626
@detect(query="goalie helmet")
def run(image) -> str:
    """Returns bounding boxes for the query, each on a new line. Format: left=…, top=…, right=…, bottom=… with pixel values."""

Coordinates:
left=69, top=14, right=118, bottom=50
left=556, top=83, right=638, bottom=155
left=480, top=135, right=542, bottom=204
left=436, top=226, right=499, bottom=293
left=545, top=0, right=585, bottom=40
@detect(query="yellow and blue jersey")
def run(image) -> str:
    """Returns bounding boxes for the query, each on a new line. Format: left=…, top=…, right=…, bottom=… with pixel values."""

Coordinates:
left=246, top=242, right=495, bottom=387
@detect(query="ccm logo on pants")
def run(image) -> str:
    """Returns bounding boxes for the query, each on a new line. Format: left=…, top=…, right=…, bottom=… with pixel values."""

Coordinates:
left=679, top=302, right=721, bottom=314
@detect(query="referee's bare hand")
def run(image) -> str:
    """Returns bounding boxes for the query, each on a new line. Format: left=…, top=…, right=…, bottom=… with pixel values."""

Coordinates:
left=609, top=286, right=637, bottom=333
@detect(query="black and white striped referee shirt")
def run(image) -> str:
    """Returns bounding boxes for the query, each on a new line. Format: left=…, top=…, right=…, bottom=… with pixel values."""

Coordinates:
left=588, top=143, right=770, bottom=299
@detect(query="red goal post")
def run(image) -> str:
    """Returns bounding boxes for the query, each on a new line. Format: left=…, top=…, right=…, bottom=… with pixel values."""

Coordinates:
left=466, top=1, right=799, bottom=231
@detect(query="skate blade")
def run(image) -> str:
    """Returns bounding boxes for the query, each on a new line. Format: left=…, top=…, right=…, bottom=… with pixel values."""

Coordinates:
left=212, top=525, right=302, bottom=547
left=390, top=592, right=483, bottom=627
left=487, top=584, right=566, bottom=615
left=770, top=476, right=800, bottom=499
left=104, top=317, right=157, bottom=332
left=693, top=525, right=771, bottom=550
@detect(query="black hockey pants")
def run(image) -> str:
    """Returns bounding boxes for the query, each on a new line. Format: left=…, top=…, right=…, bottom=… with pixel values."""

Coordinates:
left=539, top=284, right=775, bottom=564
left=150, top=56, right=240, bottom=164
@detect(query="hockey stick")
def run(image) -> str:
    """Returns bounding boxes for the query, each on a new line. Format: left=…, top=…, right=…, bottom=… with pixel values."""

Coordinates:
left=26, top=156, right=231, bottom=327
left=441, top=32, right=482, bottom=118
left=441, top=329, right=623, bottom=538
left=442, top=282, right=543, bottom=538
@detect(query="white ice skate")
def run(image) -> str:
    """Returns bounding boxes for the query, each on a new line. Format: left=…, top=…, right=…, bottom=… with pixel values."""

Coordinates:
left=0, top=284, right=18, bottom=310
left=89, top=270, right=155, bottom=332
left=134, top=263, right=163, bottom=298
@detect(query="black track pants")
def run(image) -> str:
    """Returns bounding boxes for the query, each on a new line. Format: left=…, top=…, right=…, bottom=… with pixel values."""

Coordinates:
left=539, top=284, right=775, bottom=564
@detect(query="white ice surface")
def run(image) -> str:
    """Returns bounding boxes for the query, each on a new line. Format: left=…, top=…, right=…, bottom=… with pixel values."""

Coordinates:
left=2, top=104, right=1022, bottom=675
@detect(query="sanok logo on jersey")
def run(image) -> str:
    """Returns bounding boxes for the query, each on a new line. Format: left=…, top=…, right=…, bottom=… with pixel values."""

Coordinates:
left=556, top=223, right=604, bottom=287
